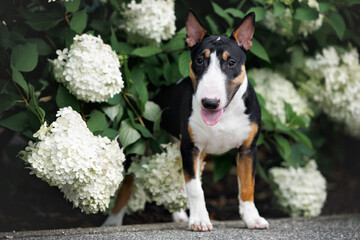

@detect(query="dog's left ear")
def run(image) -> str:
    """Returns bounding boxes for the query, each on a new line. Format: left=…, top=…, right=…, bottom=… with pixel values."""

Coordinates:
left=232, top=12, right=255, bottom=51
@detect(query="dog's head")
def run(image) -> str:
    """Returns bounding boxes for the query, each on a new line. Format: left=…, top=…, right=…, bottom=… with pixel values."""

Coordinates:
left=186, top=10, right=255, bottom=126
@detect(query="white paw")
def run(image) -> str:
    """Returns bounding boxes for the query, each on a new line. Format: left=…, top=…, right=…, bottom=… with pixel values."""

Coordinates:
left=102, top=207, right=126, bottom=227
left=172, top=209, right=189, bottom=223
left=189, top=216, right=213, bottom=231
left=243, top=215, right=269, bottom=229
left=240, top=201, right=269, bottom=229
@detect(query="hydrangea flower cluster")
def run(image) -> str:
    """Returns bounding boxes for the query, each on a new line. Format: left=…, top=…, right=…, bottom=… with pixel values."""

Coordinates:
left=269, top=160, right=327, bottom=217
left=122, top=0, right=176, bottom=45
left=51, top=34, right=123, bottom=103
left=126, top=183, right=148, bottom=213
left=19, top=107, right=126, bottom=214
left=248, top=68, right=311, bottom=124
left=263, top=0, right=323, bottom=37
left=302, top=46, right=360, bottom=138
left=128, top=143, right=188, bottom=213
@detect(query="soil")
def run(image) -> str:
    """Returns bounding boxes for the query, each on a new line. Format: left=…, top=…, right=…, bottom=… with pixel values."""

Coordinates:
left=0, top=130, right=359, bottom=232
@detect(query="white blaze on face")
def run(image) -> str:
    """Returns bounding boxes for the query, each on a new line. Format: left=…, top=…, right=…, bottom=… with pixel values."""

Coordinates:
left=195, top=52, right=227, bottom=109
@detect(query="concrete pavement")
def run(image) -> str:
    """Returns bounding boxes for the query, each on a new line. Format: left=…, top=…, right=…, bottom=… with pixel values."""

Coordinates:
left=1, top=214, right=359, bottom=240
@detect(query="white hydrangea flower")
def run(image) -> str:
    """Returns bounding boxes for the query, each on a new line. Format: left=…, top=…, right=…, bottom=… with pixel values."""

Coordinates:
left=19, top=107, right=126, bottom=214
left=302, top=46, right=360, bottom=138
left=51, top=34, right=124, bottom=103
left=122, top=0, right=176, bottom=45
left=263, top=7, right=323, bottom=37
left=248, top=68, right=311, bottom=124
left=126, top=183, right=148, bottom=213
left=128, top=143, right=188, bottom=213
left=269, top=160, right=327, bottom=217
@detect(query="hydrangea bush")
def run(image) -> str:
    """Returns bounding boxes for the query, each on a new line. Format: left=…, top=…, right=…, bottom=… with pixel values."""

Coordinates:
left=269, top=160, right=327, bottom=217
left=0, top=0, right=359, bottom=219
left=301, top=46, right=360, bottom=138
left=122, top=0, right=176, bottom=45
left=52, top=34, right=124, bottom=103
left=19, top=107, right=126, bottom=213
left=128, top=143, right=188, bottom=213
left=248, top=68, right=311, bottom=124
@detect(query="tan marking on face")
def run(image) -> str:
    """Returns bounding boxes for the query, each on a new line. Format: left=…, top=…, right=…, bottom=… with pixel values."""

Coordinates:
left=203, top=49, right=211, bottom=58
left=227, top=65, right=246, bottom=99
left=237, top=155, right=255, bottom=202
left=232, top=65, right=246, bottom=86
left=113, top=175, right=134, bottom=214
left=242, top=122, right=259, bottom=149
left=189, top=61, right=197, bottom=90
left=222, top=51, right=230, bottom=61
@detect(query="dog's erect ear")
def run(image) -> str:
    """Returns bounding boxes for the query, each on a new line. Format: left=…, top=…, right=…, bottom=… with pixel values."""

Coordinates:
left=186, top=9, right=207, bottom=47
left=232, top=12, right=255, bottom=51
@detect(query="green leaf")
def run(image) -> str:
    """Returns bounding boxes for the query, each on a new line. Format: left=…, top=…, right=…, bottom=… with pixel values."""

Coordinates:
left=319, top=2, right=333, bottom=13
left=87, top=110, right=108, bottom=133
left=70, top=9, right=87, bottom=34
left=25, top=16, right=62, bottom=31
left=290, top=46, right=304, bottom=69
left=143, top=101, right=161, bottom=122
left=131, top=67, right=148, bottom=109
left=0, top=111, right=29, bottom=132
left=274, top=135, right=291, bottom=159
left=225, top=8, right=244, bottom=19
left=290, top=130, right=313, bottom=150
left=250, top=38, right=270, bottom=62
left=256, top=133, right=264, bottom=146
left=119, top=119, right=141, bottom=148
left=56, top=85, right=81, bottom=112
left=126, top=138, right=146, bottom=155
left=294, top=7, right=319, bottom=21
left=284, top=102, right=296, bottom=123
left=211, top=1, right=234, bottom=26
left=65, top=0, right=81, bottom=13
left=246, top=7, right=266, bottom=22
left=162, top=34, right=186, bottom=52
left=273, top=2, right=285, bottom=17
left=178, top=51, right=191, bottom=78
left=256, top=163, right=269, bottom=182
left=328, top=11, right=345, bottom=40
left=213, top=154, right=233, bottom=182
left=205, top=15, right=219, bottom=35
left=0, top=93, right=18, bottom=114
left=11, top=43, right=38, bottom=72
left=107, top=93, right=121, bottom=105
left=102, top=104, right=121, bottom=121
left=110, top=28, right=134, bottom=55
left=100, top=128, right=119, bottom=140
left=12, top=67, right=29, bottom=96
left=132, top=46, right=161, bottom=57
left=28, top=38, right=53, bottom=56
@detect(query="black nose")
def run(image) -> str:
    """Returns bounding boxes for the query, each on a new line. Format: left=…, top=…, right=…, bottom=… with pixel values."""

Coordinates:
left=201, top=98, right=220, bottom=110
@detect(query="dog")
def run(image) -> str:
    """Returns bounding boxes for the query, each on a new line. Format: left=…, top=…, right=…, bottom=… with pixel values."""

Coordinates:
left=103, top=10, right=269, bottom=231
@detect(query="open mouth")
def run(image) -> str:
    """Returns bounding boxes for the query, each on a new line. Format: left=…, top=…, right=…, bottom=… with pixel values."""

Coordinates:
left=200, top=108, right=225, bottom=126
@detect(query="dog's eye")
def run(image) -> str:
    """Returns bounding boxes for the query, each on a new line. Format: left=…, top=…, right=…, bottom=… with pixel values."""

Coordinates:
left=196, top=57, right=203, bottom=65
left=228, top=59, right=236, bottom=67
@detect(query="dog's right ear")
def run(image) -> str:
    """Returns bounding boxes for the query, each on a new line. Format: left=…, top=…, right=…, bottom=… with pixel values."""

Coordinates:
left=186, top=9, right=207, bottom=47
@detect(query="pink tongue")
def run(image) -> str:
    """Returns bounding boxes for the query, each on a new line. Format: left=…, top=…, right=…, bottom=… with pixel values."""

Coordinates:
left=201, top=108, right=224, bottom=126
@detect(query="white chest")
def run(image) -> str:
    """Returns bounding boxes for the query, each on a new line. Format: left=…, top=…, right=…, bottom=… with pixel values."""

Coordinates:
left=188, top=91, right=251, bottom=154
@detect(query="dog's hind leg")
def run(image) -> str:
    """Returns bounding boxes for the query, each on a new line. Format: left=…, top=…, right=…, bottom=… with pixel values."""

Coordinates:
left=102, top=175, right=134, bottom=227
left=237, top=145, right=269, bottom=229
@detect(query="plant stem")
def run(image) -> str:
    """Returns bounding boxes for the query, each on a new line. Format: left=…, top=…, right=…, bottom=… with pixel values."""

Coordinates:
left=121, top=91, right=145, bottom=126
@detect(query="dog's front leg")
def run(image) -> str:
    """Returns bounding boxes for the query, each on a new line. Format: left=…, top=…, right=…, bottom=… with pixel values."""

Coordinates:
left=181, top=136, right=212, bottom=231
left=237, top=147, right=269, bottom=229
